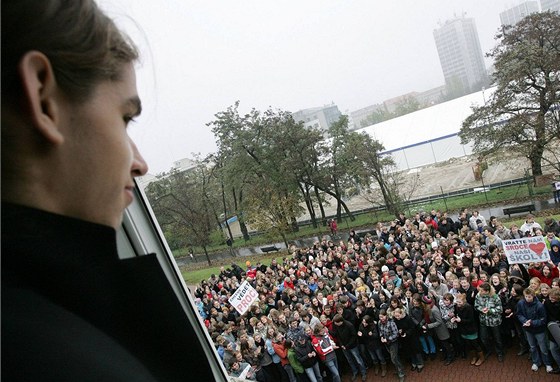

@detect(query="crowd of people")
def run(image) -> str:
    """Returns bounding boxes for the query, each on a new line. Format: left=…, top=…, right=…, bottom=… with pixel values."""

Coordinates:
left=193, top=210, right=560, bottom=381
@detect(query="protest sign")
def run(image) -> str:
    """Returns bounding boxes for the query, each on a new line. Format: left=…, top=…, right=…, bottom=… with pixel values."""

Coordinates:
left=503, top=236, right=550, bottom=264
left=229, top=280, right=259, bottom=315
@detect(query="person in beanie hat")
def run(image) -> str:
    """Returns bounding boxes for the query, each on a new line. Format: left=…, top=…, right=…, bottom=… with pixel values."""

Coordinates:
left=294, top=334, right=323, bottom=382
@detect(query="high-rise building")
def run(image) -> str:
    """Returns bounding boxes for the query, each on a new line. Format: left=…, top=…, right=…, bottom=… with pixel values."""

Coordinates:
left=500, top=1, right=539, bottom=26
left=291, top=104, right=342, bottom=138
left=541, top=0, right=560, bottom=13
left=433, top=16, right=488, bottom=95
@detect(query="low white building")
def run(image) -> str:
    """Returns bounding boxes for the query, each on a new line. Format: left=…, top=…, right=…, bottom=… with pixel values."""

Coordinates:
left=358, top=88, right=495, bottom=171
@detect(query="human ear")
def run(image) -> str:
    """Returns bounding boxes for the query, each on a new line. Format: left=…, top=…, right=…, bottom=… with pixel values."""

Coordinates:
left=18, top=51, right=64, bottom=145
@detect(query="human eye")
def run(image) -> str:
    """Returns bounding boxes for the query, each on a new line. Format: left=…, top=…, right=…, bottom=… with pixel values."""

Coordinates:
left=123, top=114, right=137, bottom=126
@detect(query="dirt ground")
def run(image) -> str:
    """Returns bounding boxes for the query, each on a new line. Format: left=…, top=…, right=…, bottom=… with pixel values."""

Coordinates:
left=306, top=151, right=552, bottom=219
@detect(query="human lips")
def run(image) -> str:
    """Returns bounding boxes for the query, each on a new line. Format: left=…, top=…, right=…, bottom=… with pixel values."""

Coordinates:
left=124, top=185, right=135, bottom=203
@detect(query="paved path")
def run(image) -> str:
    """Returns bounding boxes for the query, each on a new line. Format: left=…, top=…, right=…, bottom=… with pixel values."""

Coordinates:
left=341, top=349, right=559, bottom=382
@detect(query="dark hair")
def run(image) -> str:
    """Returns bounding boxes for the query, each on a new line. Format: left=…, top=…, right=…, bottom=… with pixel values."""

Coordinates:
left=362, top=315, right=374, bottom=325
left=511, top=284, right=524, bottom=296
left=2, top=0, right=138, bottom=104
left=313, top=323, right=324, bottom=335
left=479, top=282, right=491, bottom=293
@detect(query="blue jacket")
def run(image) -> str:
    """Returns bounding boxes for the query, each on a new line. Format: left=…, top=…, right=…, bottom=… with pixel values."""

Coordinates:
left=550, top=239, right=560, bottom=265
left=266, top=338, right=281, bottom=364
left=517, top=298, right=547, bottom=333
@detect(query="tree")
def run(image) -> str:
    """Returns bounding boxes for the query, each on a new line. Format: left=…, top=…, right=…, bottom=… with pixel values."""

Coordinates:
left=442, top=75, right=468, bottom=101
left=208, top=103, right=312, bottom=238
left=332, top=129, right=421, bottom=217
left=245, top=187, right=302, bottom=248
left=460, top=11, right=560, bottom=178
left=360, top=107, right=393, bottom=127
left=347, top=133, right=403, bottom=216
left=393, top=95, right=421, bottom=117
left=145, top=164, right=220, bottom=266
left=207, top=102, right=259, bottom=241
left=316, top=115, right=358, bottom=222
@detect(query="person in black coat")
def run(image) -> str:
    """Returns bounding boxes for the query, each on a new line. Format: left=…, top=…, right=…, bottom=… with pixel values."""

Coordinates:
left=453, top=294, right=484, bottom=366
left=393, top=308, right=425, bottom=372
left=357, top=315, right=386, bottom=376
left=294, top=334, right=323, bottom=382
left=1, top=1, right=216, bottom=380
left=332, top=314, right=367, bottom=381
left=503, top=284, right=529, bottom=355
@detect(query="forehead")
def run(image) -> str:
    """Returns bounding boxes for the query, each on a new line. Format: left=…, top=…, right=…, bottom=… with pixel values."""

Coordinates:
left=99, top=62, right=139, bottom=102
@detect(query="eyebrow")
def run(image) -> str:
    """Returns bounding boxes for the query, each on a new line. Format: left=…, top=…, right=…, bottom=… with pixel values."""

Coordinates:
left=125, top=96, right=142, bottom=117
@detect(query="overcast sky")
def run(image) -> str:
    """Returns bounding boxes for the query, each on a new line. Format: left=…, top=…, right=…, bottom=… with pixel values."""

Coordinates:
left=99, top=0, right=524, bottom=174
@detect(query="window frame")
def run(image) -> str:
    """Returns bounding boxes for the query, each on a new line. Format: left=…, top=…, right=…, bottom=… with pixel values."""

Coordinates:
left=117, top=180, right=230, bottom=381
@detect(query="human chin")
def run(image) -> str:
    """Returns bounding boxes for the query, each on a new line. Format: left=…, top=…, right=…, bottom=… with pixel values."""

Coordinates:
left=124, top=185, right=134, bottom=206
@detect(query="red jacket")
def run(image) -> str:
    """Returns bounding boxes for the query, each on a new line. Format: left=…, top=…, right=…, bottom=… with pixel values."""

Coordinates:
left=311, top=334, right=336, bottom=361
left=528, top=265, right=559, bottom=286
left=272, top=341, right=290, bottom=366
left=246, top=267, right=257, bottom=279
left=284, top=280, right=295, bottom=290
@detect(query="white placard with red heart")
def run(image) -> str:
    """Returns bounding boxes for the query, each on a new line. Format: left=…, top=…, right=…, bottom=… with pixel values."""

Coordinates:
left=503, top=236, right=550, bottom=264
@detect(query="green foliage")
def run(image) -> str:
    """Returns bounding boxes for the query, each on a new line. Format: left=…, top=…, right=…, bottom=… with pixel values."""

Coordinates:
left=360, top=107, right=393, bottom=127
left=145, top=162, right=220, bottom=264
left=359, top=96, right=421, bottom=128
left=209, top=228, right=227, bottom=247
left=208, top=102, right=325, bottom=241
left=442, top=75, right=469, bottom=101
left=393, top=95, right=421, bottom=117
left=460, top=11, right=560, bottom=177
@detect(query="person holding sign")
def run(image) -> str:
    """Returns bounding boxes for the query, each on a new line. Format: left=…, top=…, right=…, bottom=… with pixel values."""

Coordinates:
left=528, top=261, right=559, bottom=287
left=520, top=214, right=542, bottom=236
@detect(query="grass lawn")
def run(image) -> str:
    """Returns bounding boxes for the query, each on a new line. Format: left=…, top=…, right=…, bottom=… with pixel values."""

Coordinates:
left=182, top=253, right=283, bottom=285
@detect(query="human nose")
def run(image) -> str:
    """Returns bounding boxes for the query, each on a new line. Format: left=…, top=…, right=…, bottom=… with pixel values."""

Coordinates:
left=130, top=138, right=148, bottom=176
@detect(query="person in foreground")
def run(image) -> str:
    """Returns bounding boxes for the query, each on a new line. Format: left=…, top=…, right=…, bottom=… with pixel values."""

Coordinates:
left=1, top=0, right=215, bottom=380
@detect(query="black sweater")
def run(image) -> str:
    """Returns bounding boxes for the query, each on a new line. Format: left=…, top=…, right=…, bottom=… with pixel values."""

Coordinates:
left=333, top=319, right=359, bottom=349
left=2, top=203, right=215, bottom=381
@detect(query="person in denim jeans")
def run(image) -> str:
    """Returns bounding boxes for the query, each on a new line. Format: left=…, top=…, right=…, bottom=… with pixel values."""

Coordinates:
left=358, top=315, right=387, bottom=376
left=475, top=282, right=505, bottom=362
left=294, top=334, right=323, bottom=382
left=517, top=287, right=555, bottom=373
left=410, top=294, right=437, bottom=359
left=378, top=309, right=405, bottom=382
left=332, top=314, right=367, bottom=382
left=311, top=324, right=341, bottom=382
